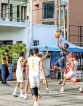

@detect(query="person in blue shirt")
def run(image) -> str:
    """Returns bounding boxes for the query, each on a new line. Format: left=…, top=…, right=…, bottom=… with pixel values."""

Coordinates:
left=54, top=38, right=69, bottom=84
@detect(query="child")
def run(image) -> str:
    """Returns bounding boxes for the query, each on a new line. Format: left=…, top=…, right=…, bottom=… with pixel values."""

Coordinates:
left=59, top=56, right=83, bottom=93
left=28, top=48, right=46, bottom=106
left=38, top=54, right=50, bottom=99
left=54, top=39, right=69, bottom=84
left=12, top=52, right=25, bottom=98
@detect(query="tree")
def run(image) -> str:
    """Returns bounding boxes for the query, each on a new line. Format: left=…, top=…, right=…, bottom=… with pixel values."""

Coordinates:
left=0, top=43, right=28, bottom=64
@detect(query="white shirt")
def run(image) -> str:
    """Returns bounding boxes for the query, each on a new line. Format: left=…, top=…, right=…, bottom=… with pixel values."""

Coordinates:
left=28, top=56, right=40, bottom=73
left=17, top=57, right=23, bottom=70
left=73, top=61, right=78, bottom=73
left=70, top=61, right=78, bottom=74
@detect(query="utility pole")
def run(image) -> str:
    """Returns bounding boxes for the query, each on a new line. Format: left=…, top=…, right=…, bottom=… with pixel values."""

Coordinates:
left=63, top=0, right=66, bottom=39
left=58, top=0, right=61, bottom=32
left=30, top=0, right=33, bottom=46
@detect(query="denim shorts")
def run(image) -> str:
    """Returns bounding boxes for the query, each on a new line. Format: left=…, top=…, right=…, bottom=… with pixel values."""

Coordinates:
left=55, top=59, right=65, bottom=69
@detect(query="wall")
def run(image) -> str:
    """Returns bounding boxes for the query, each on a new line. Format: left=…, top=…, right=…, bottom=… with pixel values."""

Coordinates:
left=33, top=24, right=57, bottom=44
left=32, top=24, right=57, bottom=75
left=0, top=26, right=29, bottom=47
left=32, top=0, right=57, bottom=25
left=68, top=0, right=83, bottom=42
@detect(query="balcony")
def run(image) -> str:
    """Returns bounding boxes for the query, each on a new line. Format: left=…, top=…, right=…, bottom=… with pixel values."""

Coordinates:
left=0, top=17, right=28, bottom=27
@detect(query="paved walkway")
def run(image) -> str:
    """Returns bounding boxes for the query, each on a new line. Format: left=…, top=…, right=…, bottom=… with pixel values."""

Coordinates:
left=0, top=79, right=83, bottom=106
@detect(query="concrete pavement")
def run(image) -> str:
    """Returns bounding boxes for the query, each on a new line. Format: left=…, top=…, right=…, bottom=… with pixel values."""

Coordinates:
left=0, top=79, right=83, bottom=106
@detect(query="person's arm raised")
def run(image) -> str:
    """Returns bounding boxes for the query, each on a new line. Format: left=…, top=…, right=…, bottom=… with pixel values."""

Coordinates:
left=57, top=39, right=67, bottom=53
left=41, top=46, right=48, bottom=60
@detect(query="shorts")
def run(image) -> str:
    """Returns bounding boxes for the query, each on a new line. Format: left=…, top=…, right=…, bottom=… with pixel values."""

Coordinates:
left=65, top=71, right=76, bottom=82
left=55, top=59, right=65, bottom=69
left=40, top=71, right=44, bottom=80
left=29, top=72, right=40, bottom=88
left=16, top=69, right=24, bottom=82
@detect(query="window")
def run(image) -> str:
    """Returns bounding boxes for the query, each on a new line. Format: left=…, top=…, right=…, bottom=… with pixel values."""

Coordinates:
left=21, top=6, right=27, bottom=21
left=17, top=5, right=20, bottom=22
left=10, top=4, right=13, bottom=21
left=16, top=41, right=22, bottom=43
left=0, top=40, right=13, bottom=47
left=22, top=0, right=27, bottom=2
left=42, top=21, right=54, bottom=25
left=1, top=3, right=8, bottom=20
left=42, top=1, right=54, bottom=19
left=33, top=40, right=39, bottom=46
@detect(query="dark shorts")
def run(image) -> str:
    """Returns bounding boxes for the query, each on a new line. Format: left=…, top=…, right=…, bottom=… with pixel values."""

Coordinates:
left=55, top=59, right=65, bottom=69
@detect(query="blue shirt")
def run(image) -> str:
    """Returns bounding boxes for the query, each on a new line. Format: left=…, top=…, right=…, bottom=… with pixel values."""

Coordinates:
left=59, top=50, right=67, bottom=61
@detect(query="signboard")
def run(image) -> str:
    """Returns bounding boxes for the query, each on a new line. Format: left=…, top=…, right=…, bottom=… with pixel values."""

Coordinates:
left=50, top=52, right=60, bottom=79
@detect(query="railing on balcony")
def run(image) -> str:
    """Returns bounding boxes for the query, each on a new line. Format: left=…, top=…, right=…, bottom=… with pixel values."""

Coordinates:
left=0, top=0, right=28, bottom=23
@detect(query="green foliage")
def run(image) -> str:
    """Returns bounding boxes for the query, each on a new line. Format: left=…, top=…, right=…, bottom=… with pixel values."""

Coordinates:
left=0, top=43, right=28, bottom=64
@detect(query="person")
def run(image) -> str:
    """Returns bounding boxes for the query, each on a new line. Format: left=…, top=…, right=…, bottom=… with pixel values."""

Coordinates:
left=28, top=47, right=46, bottom=106
left=23, top=49, right=33, bottom=100
left=54, top=39, right=69, bottom=84
left=12, top=52, right=25, bottom=98
left=38, top=54, right=50, bottom=99
left=59, top=56, right=83, bottom=93
left=1, top=50, right=9, bottom=85
left=23, top=46, right=49, bottom=100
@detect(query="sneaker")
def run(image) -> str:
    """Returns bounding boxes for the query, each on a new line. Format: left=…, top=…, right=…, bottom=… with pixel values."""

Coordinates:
left=59, top=89, right=64, bottom=92
left=12, top=92, right=18, bottom=97
left=33, top=102, right=38, bottom=106
left=59, top=81, right=63, bottom=84
left=46, top=89, right=50, bottom=93
left=20, top=94, right=24, bottom=98
left=38, top=94, right=42, bottom=99
left=24, top=95, right=28, bottom=100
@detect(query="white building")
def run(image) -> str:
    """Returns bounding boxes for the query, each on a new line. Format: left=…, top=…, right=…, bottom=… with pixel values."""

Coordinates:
left=0, top=20, right=57, bottom=50
left=0, top=20, right=57, bottom=76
